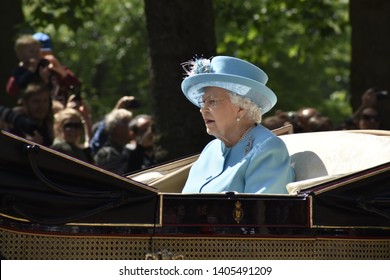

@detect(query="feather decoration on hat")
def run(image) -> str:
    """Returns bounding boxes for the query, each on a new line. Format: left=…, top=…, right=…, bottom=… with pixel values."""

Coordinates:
left=181, top=57, right=214, bottom=77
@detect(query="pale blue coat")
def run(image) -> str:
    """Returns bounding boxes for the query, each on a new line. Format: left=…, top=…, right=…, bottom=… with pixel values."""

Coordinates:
left=182, top=125, right=295, bottom=194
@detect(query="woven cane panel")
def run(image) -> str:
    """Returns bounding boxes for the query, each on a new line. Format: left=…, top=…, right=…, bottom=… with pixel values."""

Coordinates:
left=151, top=238, right=315, bottom=259
left=1, top=230, right=150, bottom=260
left=1, top=230, right=389, bottom=259
left=314, top=239, right=390, bottom=259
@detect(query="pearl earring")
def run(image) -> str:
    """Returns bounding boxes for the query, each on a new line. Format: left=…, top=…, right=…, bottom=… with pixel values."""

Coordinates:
left=236, top=117, right=241, bottom=122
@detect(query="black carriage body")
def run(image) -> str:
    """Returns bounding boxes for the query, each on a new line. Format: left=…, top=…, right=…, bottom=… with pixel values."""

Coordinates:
left=0, top=130, right=389, bottom=259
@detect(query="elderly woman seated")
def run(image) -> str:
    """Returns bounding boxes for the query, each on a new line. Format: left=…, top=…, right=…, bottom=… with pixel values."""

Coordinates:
left=180, top=56, right=295, bottom=194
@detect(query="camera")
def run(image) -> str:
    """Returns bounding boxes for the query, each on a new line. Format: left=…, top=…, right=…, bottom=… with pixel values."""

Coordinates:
left=124, top=99, right=141, bottom=110
left=38, top=58, right=50, bottom=68
left=0, top=106, right=38, bottom=135
left=71, top=85, right=82, bottom=101
left=375, top=89, right=388, bottom=99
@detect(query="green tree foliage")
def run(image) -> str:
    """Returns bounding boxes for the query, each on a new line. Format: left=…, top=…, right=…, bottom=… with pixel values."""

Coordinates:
left=23, top=0, right=149, bottom=121
left=69, top=0, right=149, bottom=119
left=23, top=0, right=96, bottom=30
left=214, top=0, right=351, bottom=122
left=22, top=0, right=351, bottom=124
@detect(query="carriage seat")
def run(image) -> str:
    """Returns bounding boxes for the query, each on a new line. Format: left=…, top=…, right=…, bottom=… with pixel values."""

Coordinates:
left=280, top=130, right=390, bottom=194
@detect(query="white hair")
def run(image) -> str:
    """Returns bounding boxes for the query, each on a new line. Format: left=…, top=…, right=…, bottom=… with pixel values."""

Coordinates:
left=228, top=92, right=262, bottom=123
left=104, top=109, right=133, bottom=133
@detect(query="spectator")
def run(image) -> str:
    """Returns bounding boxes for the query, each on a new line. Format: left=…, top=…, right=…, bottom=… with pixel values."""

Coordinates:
left=8, top=82, right=54, bottom=146
left=262, top=110, right=300, bottom=133
left=93, top=109, right=133, bottom=175
left=283, top=111, right=301, bottom=133
left=6, top=33, right=81, bottom=107
left=351, top=88, right=377, bottom=121
left=51, top=108, right=93, bottom=163
left=337, top=87, right=382, bottom=130
left=357, top=107, right=381, bottom=130
left=126, top=114, right=156, bottom=172
left=307, top=115, right=333, bottom=132
left=0, top=105, right=37, bottom=134
left=89, top=95, right=141, bottom=155
left=32, top=32, right=82, bottom=106
left=296, top=107, right=321, bottom=132
left=66, top=93, right=93, bottom=146
left=335, top=117, right=358, bottom=130
left=262, top=115, right=287, bottom=131
left=6, top=35, right=48, bottom=101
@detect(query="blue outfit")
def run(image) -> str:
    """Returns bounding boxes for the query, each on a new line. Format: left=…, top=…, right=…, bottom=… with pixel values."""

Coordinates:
left=182, top=124, right=295, bottom=194
left=90, top=121, right=107, bottom=155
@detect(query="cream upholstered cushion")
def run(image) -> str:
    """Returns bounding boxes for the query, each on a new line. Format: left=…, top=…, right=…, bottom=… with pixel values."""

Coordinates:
left=129, top=154, right=198, bottom=193
left=280, top=130, right=390, bottom=194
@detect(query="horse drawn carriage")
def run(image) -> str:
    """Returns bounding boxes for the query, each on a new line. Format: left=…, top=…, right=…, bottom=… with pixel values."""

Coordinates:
left=0, top=128, right=389, bottom=259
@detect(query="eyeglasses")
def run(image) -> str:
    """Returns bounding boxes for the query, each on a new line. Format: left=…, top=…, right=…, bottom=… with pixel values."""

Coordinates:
left=198, top=97, right=226, bottom=109
left=63, top=122, right=83, bottom=130
left=361, top=114, right=380, bottom=122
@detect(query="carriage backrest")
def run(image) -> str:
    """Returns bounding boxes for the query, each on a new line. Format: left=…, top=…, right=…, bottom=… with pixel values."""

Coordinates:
left=280, top=130, right=390, bottom=194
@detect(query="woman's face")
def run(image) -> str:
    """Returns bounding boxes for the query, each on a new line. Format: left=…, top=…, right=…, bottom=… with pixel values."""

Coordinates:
left=62, top=116, right=83, bottom=145
left=200, top=87, right=240, bottom=142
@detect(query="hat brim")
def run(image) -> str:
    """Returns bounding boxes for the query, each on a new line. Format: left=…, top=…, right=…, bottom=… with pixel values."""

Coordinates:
left=181, top=73, right=277, bottom=114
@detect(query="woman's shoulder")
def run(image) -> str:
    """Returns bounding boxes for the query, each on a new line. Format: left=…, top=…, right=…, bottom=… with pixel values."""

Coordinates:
left=252, top=124, right=277, bottom=141
left=255, top=123, right=274, bottom=134
left=252, top=125, right=288, bottom=149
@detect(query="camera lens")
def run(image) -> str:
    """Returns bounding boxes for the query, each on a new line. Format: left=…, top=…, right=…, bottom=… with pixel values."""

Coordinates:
left=125, top=99, right=141, bottom=109
left=39, top=59, right=50, bottom=68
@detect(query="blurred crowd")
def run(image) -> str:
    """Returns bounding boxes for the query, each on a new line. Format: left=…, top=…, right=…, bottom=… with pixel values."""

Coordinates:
left=262, top=87, right=384, bottom=133
left=0, top=33, right=386, bottom=176
left=1, top=33, right=155, bottom=176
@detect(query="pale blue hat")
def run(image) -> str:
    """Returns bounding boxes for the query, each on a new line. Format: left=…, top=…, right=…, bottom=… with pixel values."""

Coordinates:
left=181, top=56, right=277, bottom=114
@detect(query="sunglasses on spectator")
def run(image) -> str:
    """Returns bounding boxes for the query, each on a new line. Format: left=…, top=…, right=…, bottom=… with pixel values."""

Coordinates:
left=361, top=114, right=380, bottom=122
left=63, top=122, right=83, bottom=130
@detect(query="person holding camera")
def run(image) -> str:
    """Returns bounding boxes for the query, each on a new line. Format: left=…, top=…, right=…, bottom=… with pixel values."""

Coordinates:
left=8, top=82, right=54, bottom=146
left=126, top=114, right=156, bottom=172
left=93, top=109, right=134, bottom=175
left=6, top=34, right=81, bottom=107
left=89, top=96, right=141, bottom=155
left=32, top=32, right=82, bottom=107
left=6, top=35, right=48, bottom=99
left=0, top=105, right=38, bottom=135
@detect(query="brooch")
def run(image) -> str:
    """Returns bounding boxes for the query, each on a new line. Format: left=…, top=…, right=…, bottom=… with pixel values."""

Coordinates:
left=245, top=136, right=254, bottom=155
